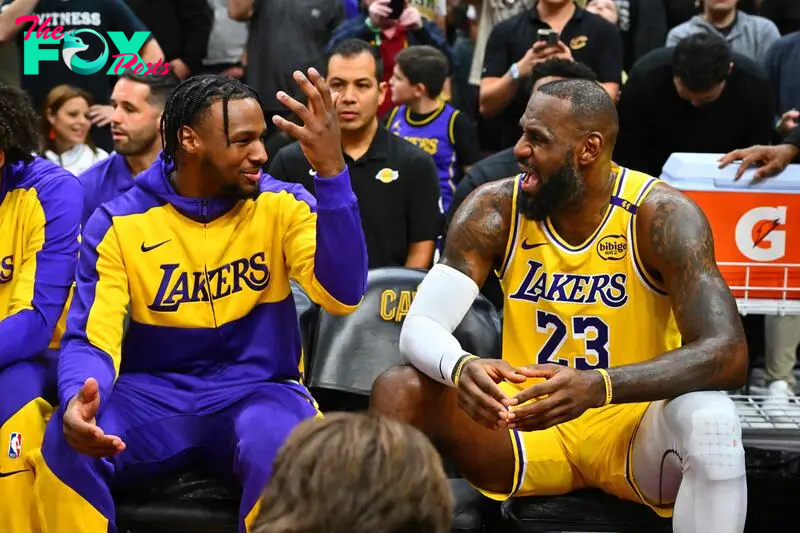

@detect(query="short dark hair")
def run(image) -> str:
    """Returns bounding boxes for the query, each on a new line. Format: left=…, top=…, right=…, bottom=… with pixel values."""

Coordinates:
left=254, top=413, right=453, bottom=533
left=327, top=38, right=384, bottom=82
left=672, top=33, right=732, bottom=92
left=394, top=45, right=449, bottom=98
left=160, top=74, right=263, bottom=165
left=119, top=71, right=181, bottom=108
left=530, top=58, right=598, bottom=86
left=0, top=83, right=40, bottom=165
left=537, top=78, right=619, bottom=145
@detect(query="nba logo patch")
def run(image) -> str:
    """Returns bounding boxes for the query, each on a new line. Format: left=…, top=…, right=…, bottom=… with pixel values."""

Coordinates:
left=8, top=432, right=22, bottom=459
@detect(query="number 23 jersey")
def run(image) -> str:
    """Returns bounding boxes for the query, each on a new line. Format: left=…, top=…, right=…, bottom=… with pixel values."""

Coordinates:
left=498, top=164, right=682, bottom=371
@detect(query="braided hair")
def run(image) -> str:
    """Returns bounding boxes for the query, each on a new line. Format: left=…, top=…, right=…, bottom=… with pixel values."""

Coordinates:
left=0, top=83, right=40, bottom=165
left=160, top=74, right=264, bottom=165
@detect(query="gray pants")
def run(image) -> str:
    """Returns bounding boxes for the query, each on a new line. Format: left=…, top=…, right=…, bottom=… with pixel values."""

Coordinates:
left=765, top=315, right=800, bottom=387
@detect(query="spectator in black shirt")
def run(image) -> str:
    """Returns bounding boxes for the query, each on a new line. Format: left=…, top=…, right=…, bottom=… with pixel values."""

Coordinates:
left=126, top=0, right=213, bottom=80
left=479, top=0, right=623, bottom=149
left=615, top=33, right=774, bottom=177
left=270, top=39, right=442, bottom=269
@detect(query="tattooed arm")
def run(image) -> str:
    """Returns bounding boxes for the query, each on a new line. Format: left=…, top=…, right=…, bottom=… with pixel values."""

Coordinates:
left=605, top=184, right=748, bottom=402
left=441, top=178, right=516, bottom=285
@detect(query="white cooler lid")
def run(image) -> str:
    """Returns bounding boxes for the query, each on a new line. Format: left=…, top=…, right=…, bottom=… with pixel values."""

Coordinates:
left=658, top=152, right=800, bottom=192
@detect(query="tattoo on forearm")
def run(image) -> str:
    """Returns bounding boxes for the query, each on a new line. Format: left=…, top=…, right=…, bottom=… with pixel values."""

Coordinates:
left=441, top=179, right=515, bottom=284
left=607, top=187, right=747, bottom=403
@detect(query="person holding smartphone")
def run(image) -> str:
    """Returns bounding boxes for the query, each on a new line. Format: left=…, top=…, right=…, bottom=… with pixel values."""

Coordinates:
left=479, top=0, right=623, bottom=150
left=326, top=0, right=454, bottom=118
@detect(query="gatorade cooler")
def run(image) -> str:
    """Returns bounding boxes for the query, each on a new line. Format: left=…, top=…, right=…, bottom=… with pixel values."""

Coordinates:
left=659, top=153, right=800, bottom=313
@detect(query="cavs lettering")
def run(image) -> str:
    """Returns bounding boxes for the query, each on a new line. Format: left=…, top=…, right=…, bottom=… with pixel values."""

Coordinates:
left=508, top=260, right=628, bottom=308
left=149, top=252, right=270, bottom=312
left=379, top=289, right=416, bottom=322
left=0, top=255, right=12, bottom=284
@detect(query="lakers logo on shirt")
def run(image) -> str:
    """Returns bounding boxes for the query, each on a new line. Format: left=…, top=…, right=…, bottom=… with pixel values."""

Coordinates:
left=508, top=259, right=629, bottom=308
left=375, top=168, right=399, bottom=184
left=570, top=35, right=589, bottom=50
left=0, top=254, right=13, bottom=284
left=596, top=235, right=627, bottom=261
left=148, top=252, right=271, bottom=312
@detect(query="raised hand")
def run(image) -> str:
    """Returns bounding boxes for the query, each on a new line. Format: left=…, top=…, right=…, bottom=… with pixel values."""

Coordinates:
left=273, top=68, right=346, bottom=179
left=63, top=378, right=126, bottom=458
left=456, top=358, right=528, bottom=429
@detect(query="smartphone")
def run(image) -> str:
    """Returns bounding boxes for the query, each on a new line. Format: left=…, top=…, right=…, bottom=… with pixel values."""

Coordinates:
left=537, top=28, right=559, bottom=47
left=389, top=0, right=406, bottom=20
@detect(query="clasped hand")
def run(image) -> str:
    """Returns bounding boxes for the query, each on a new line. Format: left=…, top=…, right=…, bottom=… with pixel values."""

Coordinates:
left=457, top=360, right=607, bottom=432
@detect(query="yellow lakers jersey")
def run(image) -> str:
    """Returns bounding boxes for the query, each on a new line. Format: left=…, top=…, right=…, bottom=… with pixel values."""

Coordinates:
left=498, top=165, right=681, bottom=371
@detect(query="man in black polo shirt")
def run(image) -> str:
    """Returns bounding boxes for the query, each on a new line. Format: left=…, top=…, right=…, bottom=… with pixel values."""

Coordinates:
left=479, top=0, right=622, bottom=149
left=614, top=33, right=774, bottom=177
left=269, top=38, right=442, bottom=269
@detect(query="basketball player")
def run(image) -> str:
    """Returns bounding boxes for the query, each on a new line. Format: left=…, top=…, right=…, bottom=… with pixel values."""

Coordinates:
left=30, top=72, right=368, bottom=533
left=0, top=84, right=82, bottom=533
left=372, top=79, right=749, bottom=533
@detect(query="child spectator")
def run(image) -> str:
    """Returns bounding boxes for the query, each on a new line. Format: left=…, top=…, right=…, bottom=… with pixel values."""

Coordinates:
left=386, top=45, right=480, bottom=213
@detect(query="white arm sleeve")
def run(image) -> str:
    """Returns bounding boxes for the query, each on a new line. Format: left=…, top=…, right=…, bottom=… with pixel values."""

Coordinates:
left=399, top=263, right=481, bottom=387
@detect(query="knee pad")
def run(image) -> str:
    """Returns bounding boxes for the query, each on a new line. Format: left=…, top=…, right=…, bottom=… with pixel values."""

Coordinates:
left=666, top=392, right=746, bottom=482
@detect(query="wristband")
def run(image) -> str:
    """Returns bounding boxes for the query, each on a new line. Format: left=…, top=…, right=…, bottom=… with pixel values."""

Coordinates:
left=595, top=368, right=613, bottom=406
left=452, top=354, right=480, bottom=387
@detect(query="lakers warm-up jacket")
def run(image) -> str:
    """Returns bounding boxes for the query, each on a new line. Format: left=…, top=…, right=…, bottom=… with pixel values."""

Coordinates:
left=58, top=154, right=368, bottom=410
left=0, top=157, right=82, bottom=369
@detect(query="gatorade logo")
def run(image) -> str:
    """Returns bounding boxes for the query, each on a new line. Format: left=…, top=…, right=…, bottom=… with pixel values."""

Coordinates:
left=734, top=206, right=787, bottom=262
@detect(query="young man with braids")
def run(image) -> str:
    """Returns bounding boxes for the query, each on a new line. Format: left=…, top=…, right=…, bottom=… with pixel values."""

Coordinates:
left=0, top=84, right=82, bottom=533
left=373, top=79, right=749, bottom=532
left=30, top=71, right=368, bottom=533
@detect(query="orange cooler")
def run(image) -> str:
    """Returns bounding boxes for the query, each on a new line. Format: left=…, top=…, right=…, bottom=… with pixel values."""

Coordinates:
left=659, top=153, right=800, bottom=302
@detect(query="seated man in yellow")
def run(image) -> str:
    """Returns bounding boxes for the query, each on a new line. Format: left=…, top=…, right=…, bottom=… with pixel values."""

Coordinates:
left=373, top=79, right=749, bottom=533
left=32, top=72, right=368, bottom=533
left=0, top=84, right=82, bottom=533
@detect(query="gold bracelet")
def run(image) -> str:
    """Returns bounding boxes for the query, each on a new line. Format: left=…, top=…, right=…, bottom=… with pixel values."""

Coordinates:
left=595, top=368, right=613, bottom=406
left=453, top=355, right=480, bottom=387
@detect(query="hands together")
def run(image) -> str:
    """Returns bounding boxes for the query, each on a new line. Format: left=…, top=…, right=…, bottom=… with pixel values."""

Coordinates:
left=456, top=359, right=607, bottom=432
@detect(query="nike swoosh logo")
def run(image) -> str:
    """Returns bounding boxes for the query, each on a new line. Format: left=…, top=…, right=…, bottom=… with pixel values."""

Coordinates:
left=0, top=469, right=29, bottom=478
left=521, top=239, right=547, bottom=250
left=140, top=239, right=171, bottom=253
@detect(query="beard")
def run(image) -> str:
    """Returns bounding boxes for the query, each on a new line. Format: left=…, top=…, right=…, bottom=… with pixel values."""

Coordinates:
left=518, top=150, right=584, bottom=221
left=113, top=131, right=157, bottom=156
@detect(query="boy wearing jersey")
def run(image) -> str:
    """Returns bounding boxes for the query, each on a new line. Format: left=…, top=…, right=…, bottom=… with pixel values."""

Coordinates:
left=387, top=45, right=481, bottom=212
left=373, top=79, right=749, bottom=532
left=0, top=84, right=83, bottom=533
left=31, top=72, right=368, bottom=533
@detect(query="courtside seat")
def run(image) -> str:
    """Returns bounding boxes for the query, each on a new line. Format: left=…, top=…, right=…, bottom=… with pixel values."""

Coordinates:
left=500, top=489, right=672, bottom=532
left=114, top=272, right=498, bottom=533
left=115, top=474, right=493, bottom=533
left=307, top=266, right=502, bottom=412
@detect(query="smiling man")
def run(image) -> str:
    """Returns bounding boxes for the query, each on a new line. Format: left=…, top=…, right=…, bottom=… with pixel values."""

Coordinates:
left=372, top=78, right=749, bottom=533
left=31, top=72, right=368, bottom=533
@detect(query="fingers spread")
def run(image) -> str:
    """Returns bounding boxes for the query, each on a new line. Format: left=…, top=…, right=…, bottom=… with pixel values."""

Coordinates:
left=272, top=114, right=303, bottom=139
left=308, top=67, right=334, bottom=111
